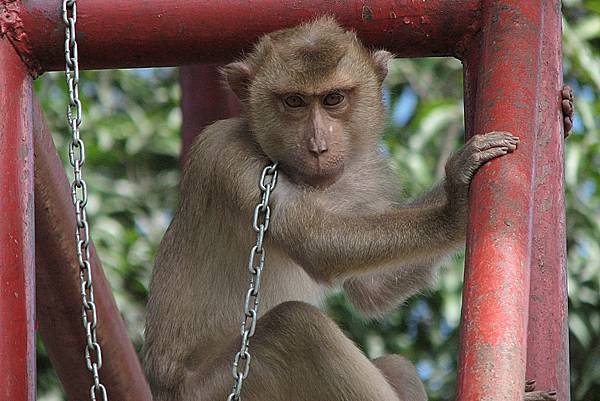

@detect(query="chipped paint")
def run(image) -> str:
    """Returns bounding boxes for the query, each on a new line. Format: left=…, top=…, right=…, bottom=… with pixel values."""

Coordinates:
left=0, top=0, right=41, bottom=77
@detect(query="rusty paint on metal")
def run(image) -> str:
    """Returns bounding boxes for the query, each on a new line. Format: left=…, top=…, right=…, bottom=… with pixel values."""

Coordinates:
left=0, top=0, right=41, bottom=76
left=0, top=37, right=35, bottom=401
left=18, top=0, right=481, bottom=72
left=526, top=1, right=570, bottom=399
left=32, top=98, right=153, bottom=401
left=457, top=1, right=547, bottom=400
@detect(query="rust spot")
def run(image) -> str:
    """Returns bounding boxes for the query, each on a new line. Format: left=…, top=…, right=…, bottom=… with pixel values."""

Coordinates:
left=361, top=5, right=373, bottom=22
left=0, top=0, right=42, bottom=77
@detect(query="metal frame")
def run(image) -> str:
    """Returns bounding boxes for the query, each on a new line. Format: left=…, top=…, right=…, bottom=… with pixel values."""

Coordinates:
left=0, top=1, right=568, bottom=400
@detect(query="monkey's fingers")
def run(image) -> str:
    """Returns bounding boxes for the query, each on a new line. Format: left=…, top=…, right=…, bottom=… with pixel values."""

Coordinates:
left=562, top=85, right=573, bottom=102
left=471, top=148, right=511, bottom=173
left=525, top=379, right=536, bottom=393
left=564, top=116, right=573, bottom=136
left=473, top=131, right=519, bottom=152
left=561, top=99, right=573, bottom=116
left=561, top=85, right=574, bottom=138
left=523, top=390, right=558, bottom=401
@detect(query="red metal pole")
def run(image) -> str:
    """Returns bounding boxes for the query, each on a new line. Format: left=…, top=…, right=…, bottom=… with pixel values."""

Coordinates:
left=0, top=39, right=36, bottom=401
left=457, top=2, right=544, bottom=400
left=17, top=0, right=481, bottom=73
left=32, top=98, right=152, bottom=401
left=526, top=1, right=570, bottom=399
left=180, top=64, right=241, bottom=164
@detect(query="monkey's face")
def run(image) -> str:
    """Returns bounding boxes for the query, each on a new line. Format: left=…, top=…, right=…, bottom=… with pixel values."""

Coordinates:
left=244, top=54, right=388, bottom=189
left=256, top=88, right=353, bottom=188
left=221, top=17, right=393, bottom=188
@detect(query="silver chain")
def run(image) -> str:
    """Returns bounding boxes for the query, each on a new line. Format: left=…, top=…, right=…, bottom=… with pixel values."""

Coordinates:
left=227, top=163, right=279, bottom=401
left=62, top=1, right=109, bottom=400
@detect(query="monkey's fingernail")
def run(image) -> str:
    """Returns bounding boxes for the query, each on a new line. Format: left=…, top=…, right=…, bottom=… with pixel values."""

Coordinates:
left=526, top=379, right=536, bottom=385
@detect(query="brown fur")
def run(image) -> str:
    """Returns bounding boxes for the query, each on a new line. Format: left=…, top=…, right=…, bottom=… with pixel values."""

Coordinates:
left=144, top=17, right=553, bottom=401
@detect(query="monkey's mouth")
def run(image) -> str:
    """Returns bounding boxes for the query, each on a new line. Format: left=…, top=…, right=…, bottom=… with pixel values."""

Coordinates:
left=284, top=159, right=344, bottom=189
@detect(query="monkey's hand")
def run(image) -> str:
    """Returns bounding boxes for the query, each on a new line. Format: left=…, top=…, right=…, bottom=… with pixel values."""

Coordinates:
left=444, top=131, right=519, bottom=222
left=562, top=85, right=574, bottom=138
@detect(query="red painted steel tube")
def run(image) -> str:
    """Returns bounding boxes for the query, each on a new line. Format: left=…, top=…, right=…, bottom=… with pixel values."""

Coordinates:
left=18, top=0, right=481, bottom=73
left=32, top=99, right=152, bottom=401
left=0, top=39, right=36, bottom=401
left=457, top=2, right=544, bottom=400
left=526, top=1, right=570, bottom=399
left=180, top=64, right=241, bottom=164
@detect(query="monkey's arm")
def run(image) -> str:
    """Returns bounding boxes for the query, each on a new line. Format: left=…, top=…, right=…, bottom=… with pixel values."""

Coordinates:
left=342, top=183, right=455, bottom=317
left=271, top=191, right=462, bottom=284
left=271, top=131, right=518, bottom=284
left=342, top=257, right=443, bottom=317
left=187, top=121, right=455, bottom=288
left=188, top=125, right=515, bottom=288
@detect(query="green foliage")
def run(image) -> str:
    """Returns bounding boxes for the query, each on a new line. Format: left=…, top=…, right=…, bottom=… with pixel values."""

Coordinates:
left=34, top=2, right=599, bottom=400
left=35, top=69, right=182, bottom=400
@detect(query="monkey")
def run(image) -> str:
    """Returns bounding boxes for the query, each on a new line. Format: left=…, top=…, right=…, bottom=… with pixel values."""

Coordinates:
left=144, top=17, right=558, bottom=401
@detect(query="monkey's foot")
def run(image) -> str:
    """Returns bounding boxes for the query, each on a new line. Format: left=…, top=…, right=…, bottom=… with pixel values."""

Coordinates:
left=523, top=379, right=558, bottom=401
left=562, top=85, right=574, bottom=138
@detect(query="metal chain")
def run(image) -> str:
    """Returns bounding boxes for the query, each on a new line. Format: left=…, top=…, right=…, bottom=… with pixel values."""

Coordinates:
left=62, top=1, right=109, bottom=400
left=227, top=163, right=279, bottom=401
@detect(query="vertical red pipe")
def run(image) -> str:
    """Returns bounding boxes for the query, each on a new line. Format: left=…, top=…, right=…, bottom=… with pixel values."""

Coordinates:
left=0, top=39, right=36, bottom=401
left=457, top=2, right=544, bottom=400
left=526, top=1, right=570, bottom=399
left=179, top=64, right=241, bottom=162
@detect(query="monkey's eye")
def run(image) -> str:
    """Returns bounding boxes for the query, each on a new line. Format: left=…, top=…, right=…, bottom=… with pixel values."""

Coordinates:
left=323, top=92, right=344, bottom=106
left=284, top=94, right=306, bottom=108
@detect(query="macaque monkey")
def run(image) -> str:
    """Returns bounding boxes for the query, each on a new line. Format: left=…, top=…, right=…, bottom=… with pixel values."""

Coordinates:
left=144, top=17, right=558, bottom=401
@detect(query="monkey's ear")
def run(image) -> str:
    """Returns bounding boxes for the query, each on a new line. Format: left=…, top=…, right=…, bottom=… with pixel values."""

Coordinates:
left=221, top=61, right=253, bottom=101
left=372, top=50, right=394, bottom=83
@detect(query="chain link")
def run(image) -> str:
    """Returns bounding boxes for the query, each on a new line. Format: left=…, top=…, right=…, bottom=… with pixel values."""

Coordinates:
left=62, top=1, right=109, bottom=400
left=227, top=163, right=278, bottom=401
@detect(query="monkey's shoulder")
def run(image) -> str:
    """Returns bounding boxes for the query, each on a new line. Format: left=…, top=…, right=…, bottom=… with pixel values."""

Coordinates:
left=205, top=116, right=247, bottom=134
left=189, top=117, right=260, bottom=160
left=182, top=117, right=267, bottom=209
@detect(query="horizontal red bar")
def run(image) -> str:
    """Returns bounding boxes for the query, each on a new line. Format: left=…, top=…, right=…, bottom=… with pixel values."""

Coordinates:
left=19, top=0, right=481, bottom=73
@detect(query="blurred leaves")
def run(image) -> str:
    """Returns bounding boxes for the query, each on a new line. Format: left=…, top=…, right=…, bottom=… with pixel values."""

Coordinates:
left=35, top=68, right=181, bottom=400
left=34, top=2, right=599, bottom=400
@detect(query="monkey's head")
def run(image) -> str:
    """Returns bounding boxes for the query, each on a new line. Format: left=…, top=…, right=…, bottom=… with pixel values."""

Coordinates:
left=223, top=17, right=392, bottom=188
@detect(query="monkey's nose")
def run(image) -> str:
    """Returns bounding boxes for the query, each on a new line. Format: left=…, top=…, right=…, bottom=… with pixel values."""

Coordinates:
left=308, top=136, right=328, bottom=155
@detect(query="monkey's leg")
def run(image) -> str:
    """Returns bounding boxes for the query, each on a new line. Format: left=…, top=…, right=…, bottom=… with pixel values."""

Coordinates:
left=373, top=355, right=427, bottom=401
left=523, top=380, right=558, bottom=401
left=188, top=301, right=400, bottom=401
